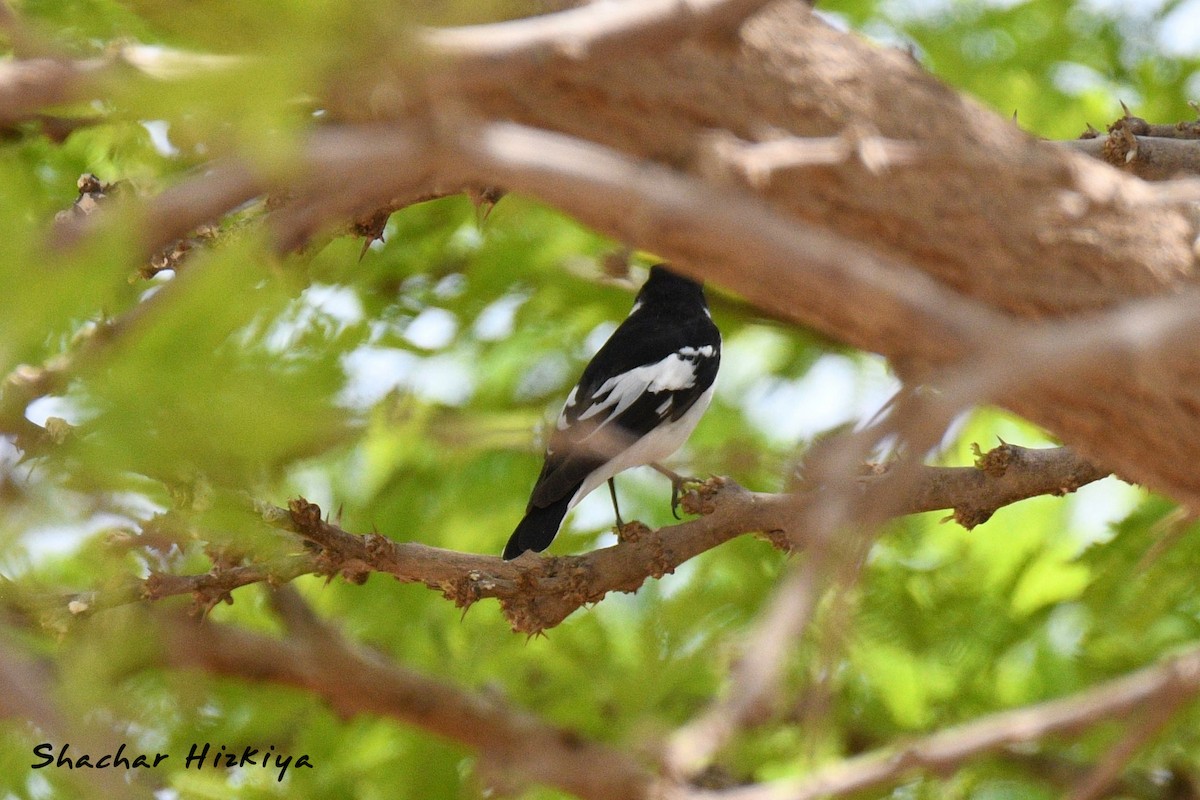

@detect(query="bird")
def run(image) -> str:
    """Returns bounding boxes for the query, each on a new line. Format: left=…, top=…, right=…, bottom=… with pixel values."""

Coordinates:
left=503, top=264, right=721, bottom=560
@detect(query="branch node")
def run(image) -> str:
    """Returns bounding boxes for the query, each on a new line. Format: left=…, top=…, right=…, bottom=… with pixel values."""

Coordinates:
left=974, top=442, right=1015, bottom=477
left=682, top=475, right=726, bottom=515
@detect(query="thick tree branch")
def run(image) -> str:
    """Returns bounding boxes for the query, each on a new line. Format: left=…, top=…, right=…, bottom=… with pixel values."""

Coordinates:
left=421, top=0, right=777, bottom=90
left=47, top=118, right=1010, bottom=374
left=433, top=120, right=1009, bottom=373
left=693, top=643, right=1200, bottom=800
left=140, top=119, right=1005, bottom=372
left=160, top=605, right=653, bottom=800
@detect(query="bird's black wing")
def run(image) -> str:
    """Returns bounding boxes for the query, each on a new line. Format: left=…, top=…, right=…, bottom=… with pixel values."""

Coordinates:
left=526, top=310, right=720, bottom=509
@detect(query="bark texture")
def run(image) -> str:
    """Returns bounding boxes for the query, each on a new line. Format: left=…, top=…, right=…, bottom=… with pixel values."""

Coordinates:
left=404, top=2, right=1200, bottom=504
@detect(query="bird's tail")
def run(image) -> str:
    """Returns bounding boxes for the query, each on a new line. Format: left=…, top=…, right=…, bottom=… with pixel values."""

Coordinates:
left=503, top=486, right=578, bottom=560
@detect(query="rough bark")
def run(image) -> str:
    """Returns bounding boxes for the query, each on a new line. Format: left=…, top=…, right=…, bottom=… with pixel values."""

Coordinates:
left=384, top=1, right=1199, bottom=505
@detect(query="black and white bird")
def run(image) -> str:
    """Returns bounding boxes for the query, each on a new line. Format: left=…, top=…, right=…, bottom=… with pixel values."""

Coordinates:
left=503, top=265, right=721, bottom=560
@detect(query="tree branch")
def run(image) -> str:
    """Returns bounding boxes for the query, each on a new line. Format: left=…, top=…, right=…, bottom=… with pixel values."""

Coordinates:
left=0, top=57, right=102, bottom=126
left=420, top=0, right=779, bottom=90
left=693, top=643, right=1200, bottom=800
left=37, top=445, right=1105, bottom=634
left=160, top=603, right=654, bottom=800
left=907, top=442, right=1110, bottom=528
left=1062, top=134, right=1200, bottom=180
left=224, top=119, right=1006, bottom=371
left=1059, top=109, right=1200, bottom=180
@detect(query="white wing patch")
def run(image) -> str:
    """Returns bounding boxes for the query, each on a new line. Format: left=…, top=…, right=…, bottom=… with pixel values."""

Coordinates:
left=556, top=386, right=580, bottom=430
left=578, top=352, right=699, bottom=422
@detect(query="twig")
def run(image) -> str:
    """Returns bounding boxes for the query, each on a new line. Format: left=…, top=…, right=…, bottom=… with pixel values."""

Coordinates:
left=906, top=442, right=1109, bottom=528
left=690, top=643, right=1200, bottom=800
left=666, top=413, right=901, bottom=775
left=50, top=158, right=265, bottom=255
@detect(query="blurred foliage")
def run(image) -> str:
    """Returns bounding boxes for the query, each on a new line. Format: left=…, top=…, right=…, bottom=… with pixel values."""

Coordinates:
left=0, top=1, right=1197, bottom=799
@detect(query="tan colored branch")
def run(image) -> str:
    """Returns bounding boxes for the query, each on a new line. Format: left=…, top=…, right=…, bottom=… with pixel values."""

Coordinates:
left=420, top=0, right=779, bottom=90
left=0, top=57, right=101, bottom=126
left=438, top=120, right=1009, bottom=372
left=36, top=445, right=1104, bottom=634
left=694, top=643, right=1200, bottom=800
left=160, top=605, right=653, bottom=800
left=1067, top=699, right=1180, bottom=800
left=209, top=120, right=1003, bottom=371
left=48, top=118, right=1008, bottom=370
left=1061, top=135, right=1200, bottom=180
left=668, top=542, right=829, bottom=775
left=906, top=442, right=1110, bottom=528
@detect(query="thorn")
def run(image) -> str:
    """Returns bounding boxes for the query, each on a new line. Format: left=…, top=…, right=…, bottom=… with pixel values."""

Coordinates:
left=1119, top=99, right=1132, bottom=118
left=1081, top=122, right=1100, bottom=139
left=1011, top=109, right=1019, bottom=124
left=468, top=186, right=505, bottom=226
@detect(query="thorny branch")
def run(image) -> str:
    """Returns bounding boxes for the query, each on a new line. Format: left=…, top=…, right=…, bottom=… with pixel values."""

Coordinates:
left=1063, top=107, right=1200, bottom=180
left=43, top=444, right=1106, bottom=635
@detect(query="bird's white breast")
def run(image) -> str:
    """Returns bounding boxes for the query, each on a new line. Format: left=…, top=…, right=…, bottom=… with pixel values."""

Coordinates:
left=568, top=383, right=715, bottom=510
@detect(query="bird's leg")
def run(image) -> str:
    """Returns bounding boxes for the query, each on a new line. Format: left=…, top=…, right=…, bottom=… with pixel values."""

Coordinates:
left=650, top=463, right=697, bottom=519
left=607, top=477, right=625, bottom=529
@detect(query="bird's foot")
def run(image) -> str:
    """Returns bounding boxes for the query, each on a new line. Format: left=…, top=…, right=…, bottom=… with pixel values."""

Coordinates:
left=651, top=463, right=686, bottom=518
left=650, top=463, right=708, bottom=519
left=672, top=475, right=715, bottom=518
